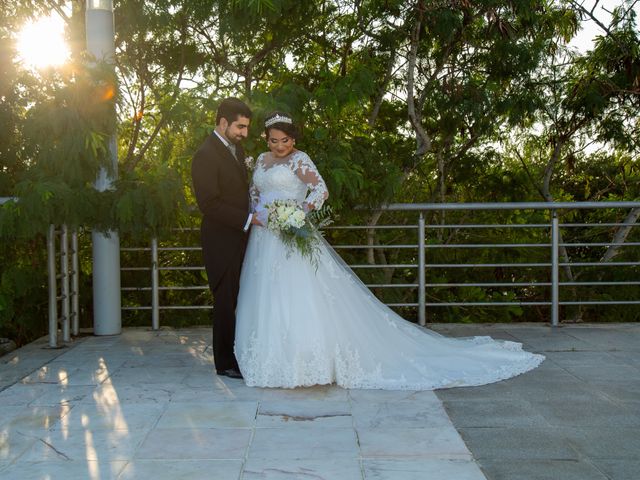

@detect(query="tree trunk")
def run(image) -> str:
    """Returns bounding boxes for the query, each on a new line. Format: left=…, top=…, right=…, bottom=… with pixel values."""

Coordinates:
left=541, top=138, right=583, bottom=321
left=542, top=139, right=575, bottom=283
left=600, top=207, right=640, bottom=263
left=368, top=49, right=396, bottom=127
left=366, top=210, right=384, bottom=265
left=436, top=149, right=446, bottom=242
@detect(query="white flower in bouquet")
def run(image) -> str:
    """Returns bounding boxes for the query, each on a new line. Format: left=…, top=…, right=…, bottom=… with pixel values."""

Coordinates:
left=287, top=209, right=306, bottom=228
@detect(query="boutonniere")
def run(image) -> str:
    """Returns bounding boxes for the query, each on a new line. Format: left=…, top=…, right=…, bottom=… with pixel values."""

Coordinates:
left=244, top=156, right=255, bottom=172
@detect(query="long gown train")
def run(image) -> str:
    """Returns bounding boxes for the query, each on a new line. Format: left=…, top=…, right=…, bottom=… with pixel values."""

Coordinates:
left=235, top=150, right=544, bottom=390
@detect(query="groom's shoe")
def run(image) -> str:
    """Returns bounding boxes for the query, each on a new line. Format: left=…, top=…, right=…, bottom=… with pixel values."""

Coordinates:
left=218, top=368, right=243, bottom=379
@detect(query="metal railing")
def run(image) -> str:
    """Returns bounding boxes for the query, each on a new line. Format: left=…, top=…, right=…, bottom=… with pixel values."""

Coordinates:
left=1, top=199, right=80, bottom=347
left=46, top=224, right=80, bottom=347
left=121, top=230, right=208, bottom=332
left=4, top=197, right=636, bottom=342
left=413, top=202, right=639, bottom=325
left=120, top=201, right=640, bottom=329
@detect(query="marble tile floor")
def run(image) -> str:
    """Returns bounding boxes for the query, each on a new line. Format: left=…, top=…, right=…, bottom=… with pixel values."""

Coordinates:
left=433, top=323, right=640, bottom=480
left=0, top=328, right=487, bottom=480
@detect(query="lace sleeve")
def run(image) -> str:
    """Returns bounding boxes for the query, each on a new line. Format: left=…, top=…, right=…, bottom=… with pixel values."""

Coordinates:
left=291, top=152, right=329, bottom=210
left=249, top=153, right=263, bottom=211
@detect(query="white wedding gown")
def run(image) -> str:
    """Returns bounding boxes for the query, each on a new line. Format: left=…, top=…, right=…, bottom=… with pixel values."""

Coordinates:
left=235, top=150, right=544, bottom=389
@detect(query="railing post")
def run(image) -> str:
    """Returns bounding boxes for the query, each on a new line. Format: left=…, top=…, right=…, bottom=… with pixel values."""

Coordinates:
left=47, top=224, right=58, bottom=348
left=60, top=224, right=71, bottom=342
left=71, top=229, right=80, bottom=336
left=551, top=210, right=560, bottom=327
left=151, top=237, right=160, bottom=330
left=418, top=212, right=426, bottom=326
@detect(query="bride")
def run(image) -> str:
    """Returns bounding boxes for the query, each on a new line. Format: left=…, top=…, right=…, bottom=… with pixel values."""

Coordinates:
left=235, top=112, right=544, bottom=390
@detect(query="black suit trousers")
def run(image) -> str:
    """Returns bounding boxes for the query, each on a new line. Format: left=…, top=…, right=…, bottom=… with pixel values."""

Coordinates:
left=206, top=242, right=245, bottom=373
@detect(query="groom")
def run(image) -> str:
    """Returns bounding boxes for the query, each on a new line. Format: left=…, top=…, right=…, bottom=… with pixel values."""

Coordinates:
left=191, top=97, right=259, bottom=379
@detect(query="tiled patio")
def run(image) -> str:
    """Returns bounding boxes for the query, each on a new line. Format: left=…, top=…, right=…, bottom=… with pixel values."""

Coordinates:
left=434, top=322, right=640, bottom=480
left=0, top=328, right=485, bottom=480
left=1, top=323, right=638, bottom=479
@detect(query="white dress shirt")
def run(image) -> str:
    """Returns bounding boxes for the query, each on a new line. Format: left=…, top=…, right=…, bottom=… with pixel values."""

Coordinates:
left=213, top=130, right=252, bottom=232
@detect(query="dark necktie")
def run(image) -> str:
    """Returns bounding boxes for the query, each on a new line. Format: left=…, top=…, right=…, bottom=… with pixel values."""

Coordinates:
left=227, top=143, right=238, bottom=161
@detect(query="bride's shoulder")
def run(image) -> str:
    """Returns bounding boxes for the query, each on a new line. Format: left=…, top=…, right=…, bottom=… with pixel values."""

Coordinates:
left=289, top=151, right=319, bottom=175
left=290, top=150, right=314, bottom=165
left=256, top=152, right=271, bottom=165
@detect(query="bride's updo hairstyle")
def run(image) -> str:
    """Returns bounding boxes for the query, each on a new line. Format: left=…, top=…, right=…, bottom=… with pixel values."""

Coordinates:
left=264, top=111, right=299, bottom=140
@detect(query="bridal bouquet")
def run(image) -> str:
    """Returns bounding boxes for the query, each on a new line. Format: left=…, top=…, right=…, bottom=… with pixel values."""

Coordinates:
left=264, top=199, right=332, bottom=268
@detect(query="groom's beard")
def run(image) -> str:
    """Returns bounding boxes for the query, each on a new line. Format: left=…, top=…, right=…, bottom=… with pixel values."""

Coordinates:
left=225, top=127, right=245, bottom=145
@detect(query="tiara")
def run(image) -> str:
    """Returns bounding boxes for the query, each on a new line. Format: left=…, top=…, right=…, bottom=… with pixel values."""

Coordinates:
left=265, top=114, right=293, bottom=128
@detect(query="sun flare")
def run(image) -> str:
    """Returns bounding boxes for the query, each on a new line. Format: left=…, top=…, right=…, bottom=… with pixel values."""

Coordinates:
left=17, top=15, right=70, bottom=69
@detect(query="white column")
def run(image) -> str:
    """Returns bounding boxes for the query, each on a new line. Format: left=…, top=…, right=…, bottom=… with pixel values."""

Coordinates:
left=87, top=0, right=121, bottom=335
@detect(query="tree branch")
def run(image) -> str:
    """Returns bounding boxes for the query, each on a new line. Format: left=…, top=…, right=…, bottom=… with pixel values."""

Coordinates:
left=600, top=207, right=640, bottom=262
left=514, top=147, right=546, bottom=198
left=126, top=22, right=188, bottom=172
left=46, top=0, right=70, bottom=24
left=123, top=75, right=144, bottom=168
left=407, top=1, right=431, bottom=158
left=368, top=48, right=396, bottom=127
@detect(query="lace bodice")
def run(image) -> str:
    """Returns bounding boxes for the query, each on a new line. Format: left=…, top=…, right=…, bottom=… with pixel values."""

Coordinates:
left=250, top=150, right=328, bottom=211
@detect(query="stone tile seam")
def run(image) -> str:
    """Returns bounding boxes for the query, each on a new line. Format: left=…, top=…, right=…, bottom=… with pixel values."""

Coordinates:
left=0, top=337, right=89, bottom=393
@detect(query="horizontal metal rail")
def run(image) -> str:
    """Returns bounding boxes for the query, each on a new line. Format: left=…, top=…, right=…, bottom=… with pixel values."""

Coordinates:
left=427, top=301, right=640, bottom=306
left=425, top=281, right=640, bottom=287
left=158, top=266, right=205, bottom=271
left=122, top=286, right=210, bottom=291
left=427, top=301, right=552, bottom=306
left=425, top=223, right=550, bottom=229
left=557, top=300, right=640, bottom=305
left=334, top=244, right=418, bottom=249
left=349, top=263, right=418, bottom=269
left=427, top=282, right=551, bottom=287
left=424, top=222, right=640, bottom=229
left=122, top=305, right=213, bottom=310
left=424, top=263, right=551, bottom=268
left=382, top=201, right=640, bottom=211
left=562, top=223, right=640, bottom=228
left=326, top=225, right=418, bottom=230
left=563, top=242, right=640, bottom=247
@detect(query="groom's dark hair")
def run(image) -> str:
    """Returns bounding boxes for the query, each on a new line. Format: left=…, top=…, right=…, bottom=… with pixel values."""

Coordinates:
left=216, top=97, right=252, bottom=125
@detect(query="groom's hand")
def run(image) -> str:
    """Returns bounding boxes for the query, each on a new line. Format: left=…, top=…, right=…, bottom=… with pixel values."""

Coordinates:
left=250, top=213, right=265, bottom=226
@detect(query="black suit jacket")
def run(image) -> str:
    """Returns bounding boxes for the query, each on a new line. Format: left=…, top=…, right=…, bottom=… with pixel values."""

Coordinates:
left=191, top=133, right=250, bottom=289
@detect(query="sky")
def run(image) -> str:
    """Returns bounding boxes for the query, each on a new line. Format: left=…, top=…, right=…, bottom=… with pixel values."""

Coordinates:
left=568, top=0, right=639, bottom=52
